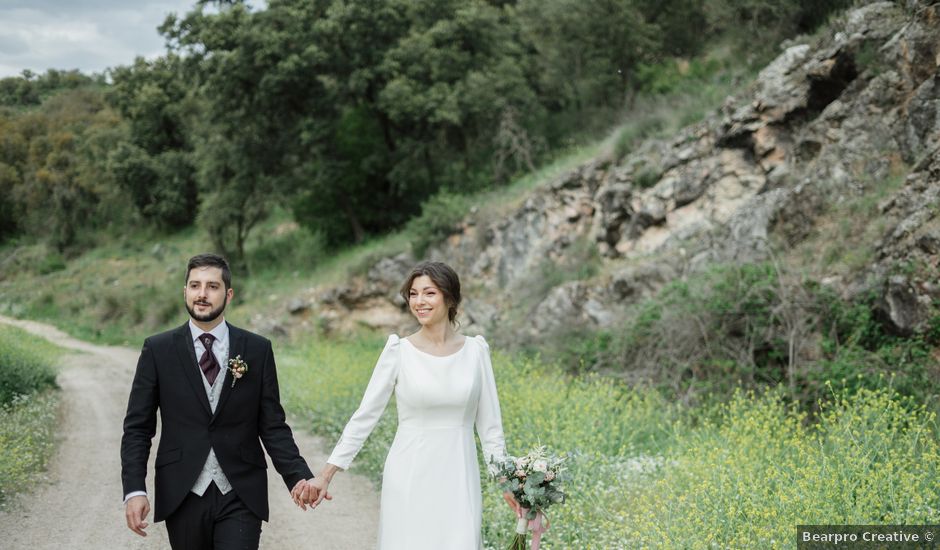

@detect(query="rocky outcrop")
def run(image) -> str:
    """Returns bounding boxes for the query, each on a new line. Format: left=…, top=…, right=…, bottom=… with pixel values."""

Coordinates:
left=260, top=2, right=939, bottom=346
left=861, top=151, right=940, bottom=335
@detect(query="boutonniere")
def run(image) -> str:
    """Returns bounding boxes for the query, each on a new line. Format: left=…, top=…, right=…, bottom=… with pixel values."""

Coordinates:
left=227, top=355, right=248, bottom=388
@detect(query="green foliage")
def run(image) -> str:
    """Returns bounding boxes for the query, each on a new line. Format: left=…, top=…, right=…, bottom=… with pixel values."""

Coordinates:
left=633, top=166, right=662, bottom=189
left=603, top=263, right=798, bottom=398
left=404, top=190, right=471, bottom=257
left=108, top=145, right=197, bottom=228
left=0, top=0, right=861, bottom=256
left=635, top=56, right=724, bottom=95
left=813, top=287, right=939, bottom=405
left=278, top=336, right=679, bottom=547
left=566, top=260, right=939, bottom=410
left=0, top=325, right=60, bottom=406
left=611, top=49, right=752, bottom=161
left=704, top=0, right=854, bottom=54
left=0, top=315, right=61, bottom=508
left=37, top=252, right=66, bottom=275
left=614, top=115, right=665, bottom=159
left=515, top=0, right=661, bottom=112
left=854, top=39, right=889, bottom=77
left=0, top=391, right=59, bottom=507
left=246, top=223, right=328, bottom=274
left=615, top=387, right=940, bottom=547
left=0, top=69, right=101, bottom=108
left=278, top=335, right=939, bottom=548
left=107, top=55, right=198, bottom=230
left=0, top=325, right=60, bottom=509
left=0, top=87, right=129, bottom=250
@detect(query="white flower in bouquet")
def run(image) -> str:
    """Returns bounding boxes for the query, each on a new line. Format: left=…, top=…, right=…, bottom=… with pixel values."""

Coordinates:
left=491, top=445, right=569, bottom=550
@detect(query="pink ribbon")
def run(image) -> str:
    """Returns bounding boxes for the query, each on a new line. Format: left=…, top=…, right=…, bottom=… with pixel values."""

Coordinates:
left=520, top=508, right=550, bottom=550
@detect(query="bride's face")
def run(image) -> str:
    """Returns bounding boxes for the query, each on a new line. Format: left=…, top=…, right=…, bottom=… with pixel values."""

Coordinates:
left=408, top=275, right=449, bottom=327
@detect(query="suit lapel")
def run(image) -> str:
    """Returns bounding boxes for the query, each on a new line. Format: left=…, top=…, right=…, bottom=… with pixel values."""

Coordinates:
left=212, top=321, right=245, bottom=423
left=174, top=323, right=212, bottom=416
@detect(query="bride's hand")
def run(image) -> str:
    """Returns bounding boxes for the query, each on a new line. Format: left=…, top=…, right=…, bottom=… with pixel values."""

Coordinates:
left=305, top=476, right=333, bottom=509
left=502, top=491, right=522, bottom=518
left=291, top=479, right=319, bottom=511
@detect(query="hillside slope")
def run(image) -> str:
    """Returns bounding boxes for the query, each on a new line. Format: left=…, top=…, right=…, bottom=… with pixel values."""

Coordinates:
left=296, top=2, right=938, bottom=387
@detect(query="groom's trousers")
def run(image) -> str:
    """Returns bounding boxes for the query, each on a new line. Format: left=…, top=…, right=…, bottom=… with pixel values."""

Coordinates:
left=165, top=482, right=262, bottom=550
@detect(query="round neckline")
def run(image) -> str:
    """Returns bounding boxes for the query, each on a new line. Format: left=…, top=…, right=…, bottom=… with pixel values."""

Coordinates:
left=402, top=335, right=469, bottom=358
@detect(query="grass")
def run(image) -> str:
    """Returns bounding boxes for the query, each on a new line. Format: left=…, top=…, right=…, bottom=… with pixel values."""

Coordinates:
left=0, top=324, right=63, bottom=508
left=793, top=169, right=909, bottom=277
left=0, top=227, right=205, bottom=345
left=0, top=392, right=59, bottom=509
left=613, top=44, right=763, bottom=161
left=276, top=335, right=940, bottom=549
left=616, top=388, right=939, bottom=549
left=0, top=324, right=61, bottom=405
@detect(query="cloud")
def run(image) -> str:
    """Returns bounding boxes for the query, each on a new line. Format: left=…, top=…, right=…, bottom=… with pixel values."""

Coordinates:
left=0, top=1, right=198, bottom=77
left=0, top=34, right=29, bottom=56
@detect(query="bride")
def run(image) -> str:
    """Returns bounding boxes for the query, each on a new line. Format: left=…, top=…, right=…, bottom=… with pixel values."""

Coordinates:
left=300, top=261, right=519, bottom=548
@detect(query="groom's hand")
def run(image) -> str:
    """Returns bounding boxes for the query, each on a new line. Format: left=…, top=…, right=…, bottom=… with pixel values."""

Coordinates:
left=125, top=495, right=150, bottom=537
left=291, top=479, right=320, bottom=511
left=302, top=476, right=333, bottom=509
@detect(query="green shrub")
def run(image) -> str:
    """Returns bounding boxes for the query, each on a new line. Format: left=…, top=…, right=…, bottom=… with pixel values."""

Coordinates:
left=854, top=39, right=889, bottom=77
left=606, top=263, right=800, bottom=399
left=0, top=325, right=60, bottom=405
left=614, top=115, right=665, bottom=159
left=813, top=287, right=939, bottom=406
left=0, top=325, right=61, bottom=506
left=633, top=166, right=661, bottom=189
left=37, top=252, right=66, bottom=275
left=404, top=190, right=471, bottom=257
left=571, top=262, right=939, bottom=409
left=246, top=224, right=327, bottom=274
left=0, top=391, right=59, bottom=507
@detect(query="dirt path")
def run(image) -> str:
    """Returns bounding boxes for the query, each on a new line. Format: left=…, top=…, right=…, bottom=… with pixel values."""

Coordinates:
left=0, top=316, right=379, bottom=549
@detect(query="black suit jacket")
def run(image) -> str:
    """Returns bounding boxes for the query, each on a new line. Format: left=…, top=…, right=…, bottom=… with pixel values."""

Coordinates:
left=120, top=321, right=312, bottom=522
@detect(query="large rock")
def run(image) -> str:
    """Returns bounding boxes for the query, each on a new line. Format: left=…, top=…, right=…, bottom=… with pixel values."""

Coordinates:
left=367, top=252, right=415, bottom=289
left=873, top=275, right=933, bottom=336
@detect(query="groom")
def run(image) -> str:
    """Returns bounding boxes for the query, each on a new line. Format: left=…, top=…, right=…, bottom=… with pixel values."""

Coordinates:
left=121, top=253, right=317, bottom=548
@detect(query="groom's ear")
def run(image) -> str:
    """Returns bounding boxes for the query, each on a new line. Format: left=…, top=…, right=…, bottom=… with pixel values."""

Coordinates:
left=226, top=287, right=234, bottom=303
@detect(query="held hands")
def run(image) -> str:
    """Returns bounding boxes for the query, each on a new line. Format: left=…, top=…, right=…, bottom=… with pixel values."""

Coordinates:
left=291, top=477, right=333, bottom=511
left=125, top=495, right=151, bottom=537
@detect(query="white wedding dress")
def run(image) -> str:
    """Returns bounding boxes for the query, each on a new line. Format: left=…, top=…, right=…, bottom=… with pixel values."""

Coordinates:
left=327, top=334, right=507, bottom=550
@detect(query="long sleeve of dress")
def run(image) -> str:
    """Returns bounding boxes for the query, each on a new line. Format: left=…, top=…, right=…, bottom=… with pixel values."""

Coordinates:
left=474, top=335, right=508, bottom=475
left=327, top=334, right=400, bottom=470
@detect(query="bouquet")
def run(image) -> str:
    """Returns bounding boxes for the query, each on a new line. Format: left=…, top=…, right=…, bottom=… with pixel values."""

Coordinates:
left=492, top=446, right=568, bottom=550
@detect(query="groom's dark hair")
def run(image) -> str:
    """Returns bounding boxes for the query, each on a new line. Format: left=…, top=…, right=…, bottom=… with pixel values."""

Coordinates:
left=186, top=253, right=232, bottom=290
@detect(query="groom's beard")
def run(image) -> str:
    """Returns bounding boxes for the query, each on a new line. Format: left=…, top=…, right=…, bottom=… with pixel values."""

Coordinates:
left=186, top=299, right=227, bottom=323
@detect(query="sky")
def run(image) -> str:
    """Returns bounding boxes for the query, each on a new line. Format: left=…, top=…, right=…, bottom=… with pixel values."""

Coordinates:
left=0, top=1, right=210, bottom=78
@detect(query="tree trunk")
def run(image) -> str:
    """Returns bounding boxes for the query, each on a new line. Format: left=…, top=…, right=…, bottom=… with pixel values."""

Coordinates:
left=340, top=196, right=366, bottom=243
